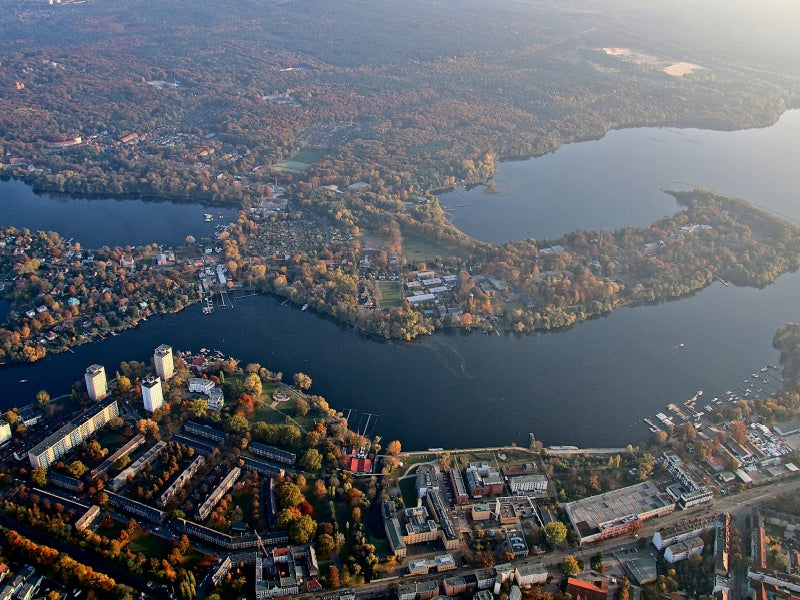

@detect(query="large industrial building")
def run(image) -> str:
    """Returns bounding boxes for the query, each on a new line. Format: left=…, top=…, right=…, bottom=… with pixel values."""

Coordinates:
left=565, top=481, right=675, bottom=545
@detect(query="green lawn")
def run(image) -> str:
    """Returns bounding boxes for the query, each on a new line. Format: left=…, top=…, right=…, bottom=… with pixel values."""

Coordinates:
left=275, top=149, right=323, bottom=173
left=129, top=530, right=168, bottom=559
left=398, top=477, right=418, bottom=509
left=376, top=280, right=402, bottom=308
left=231, top=488, right=257, bottom=530
left=401, top=233, right=470, bottom=263
left=95, top=520, right=125, bottom=541
left=293, top=149, right=324, bottom=164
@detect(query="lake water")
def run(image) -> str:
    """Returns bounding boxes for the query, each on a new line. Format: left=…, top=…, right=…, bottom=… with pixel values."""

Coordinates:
left=440, top=110, right=800, bottom=243
left=0, top=178, right=239, bottom=248
left=2, top=112, right=800, bottom=450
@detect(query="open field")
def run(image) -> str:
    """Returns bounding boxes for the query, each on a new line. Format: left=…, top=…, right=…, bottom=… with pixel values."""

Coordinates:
left=376, top=280, right=402, bottom=308
left=401, top=233, right=470, bottom=263
left=275, top=149, right=324, bottom=173
left=355, top=231, right=391, bottom=250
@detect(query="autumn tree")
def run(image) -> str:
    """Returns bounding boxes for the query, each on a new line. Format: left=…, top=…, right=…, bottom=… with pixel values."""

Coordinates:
left=30, top=466, right=48, bottom=487
left=293, top=372, right=312, bottom=391
left=36, top=389, right=50, bottom=409
left=544, top=521, right=568, bottom=545
left=386, top=440, right=402, bottom=455
left=300, top=449, right=322, bottom=471
left=562, top=555, right=580, bottom=576
left=244, top=373, right=263, bottom=397
left=730, top=420, right=749, bottom=445
left=327, top=565, right=341, bottom=589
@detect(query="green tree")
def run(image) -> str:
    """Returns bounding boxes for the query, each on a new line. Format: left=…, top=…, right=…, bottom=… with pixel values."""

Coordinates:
left=300, top=449, right=322, bottom=471
left=562, top=555, right=580, bottom=576
left=66, top=460, right=89, bottom=478
left=244, top=373, right=263, bottom=396
left=112, top=455, right=132, bottom=471
left=295, top=398, right=309, bottom=417
left=276, top=482, right=304, bottom=509
left=189, top=399, right=209, bottom=418
left=544, top=521, right=568, bottom=545
left=30, top=466, right=48, bottom=487
left=289, top=514, right=317, bottom=544
left=226, top=415, right=250, bottom=434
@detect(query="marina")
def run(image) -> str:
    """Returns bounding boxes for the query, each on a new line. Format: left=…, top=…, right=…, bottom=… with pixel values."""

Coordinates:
left=642, top=365, right=784, bottom=436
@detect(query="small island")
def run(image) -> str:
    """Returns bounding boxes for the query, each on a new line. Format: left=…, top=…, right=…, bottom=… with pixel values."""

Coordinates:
left=0, top=329, right=798, bottom=599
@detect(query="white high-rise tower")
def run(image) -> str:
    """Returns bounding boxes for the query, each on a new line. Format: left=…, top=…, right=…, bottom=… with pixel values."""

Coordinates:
left=142, top=375, right=164, bottom=413
left=84, top=364, right=107, bottom=401
left=154, top=344, right=174, bottom=381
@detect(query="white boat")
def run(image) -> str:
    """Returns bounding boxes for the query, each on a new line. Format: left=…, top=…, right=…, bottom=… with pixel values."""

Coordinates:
left=301, top=303, right=309, bottom=311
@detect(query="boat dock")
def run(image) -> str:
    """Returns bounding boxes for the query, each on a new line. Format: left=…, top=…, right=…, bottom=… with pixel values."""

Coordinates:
left=642, top=365, right=783, bottom=435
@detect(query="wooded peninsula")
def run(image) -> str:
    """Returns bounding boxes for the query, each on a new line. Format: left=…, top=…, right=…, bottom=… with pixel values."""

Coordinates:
left=1, top=0, right=800, bottom=361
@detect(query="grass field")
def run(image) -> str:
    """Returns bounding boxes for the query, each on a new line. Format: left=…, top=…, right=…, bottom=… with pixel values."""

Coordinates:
left=275, top=149, right=324, bottom=173
left=401, top=233, right=469, bottom=263
left=398, top=477, right=418, bottom=509
left=129, top=529, right=168, bottom=558
left=355, top=231, right=390, bottom=249
left=376, top=280, right=402, bottom=308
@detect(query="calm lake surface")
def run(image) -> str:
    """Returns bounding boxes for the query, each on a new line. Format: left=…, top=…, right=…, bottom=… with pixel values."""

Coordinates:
left=2, top=112, right=800, bottom=450
left=440, top=110, right=800, bottom=243
left=0, top=178, right=239, bottom=248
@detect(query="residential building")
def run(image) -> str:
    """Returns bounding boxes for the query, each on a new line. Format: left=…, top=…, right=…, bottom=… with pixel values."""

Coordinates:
left=471, top=503, right=492, bottom=521
left=154, top=344, right=174, bottom=381
left=443, top=575, right=467, bottom=596
left=196, top=467, right=240, bottom=521
left=158, top=455, right=205, bottom=508
left=509, top=474, right=548, bottom=495
left=141, top=375, right=164, bottom=413
left=255, top=546, right=319, bottom=598
left=514, top=563, right=548, bottom=586
left=184, top=421, right=225, bottom=443
left=566, top=578, right=609, bottom=600
left=450, top=468, right=470, bottom=505
left=0, top=421, right=10, bottom=445
left=84, top=364, right=107, bottom=401
left=417, top=464, right=438, bottom=498
left=109, top=441, right=166, bottom=491
left=189, top=378, right=215, bottom=395
left=652, top=514, right=719, bottom=550
left=661, top=451, right=714, bottom=509
left=664, top=537, right=705, bottom=563
left=207, top=387, right=225, bottom=411
left=465, top=461, right=504, bottom=497
left=28, top=397, right=119, bottom=468
left=248, top=442, right=296, bottom=465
